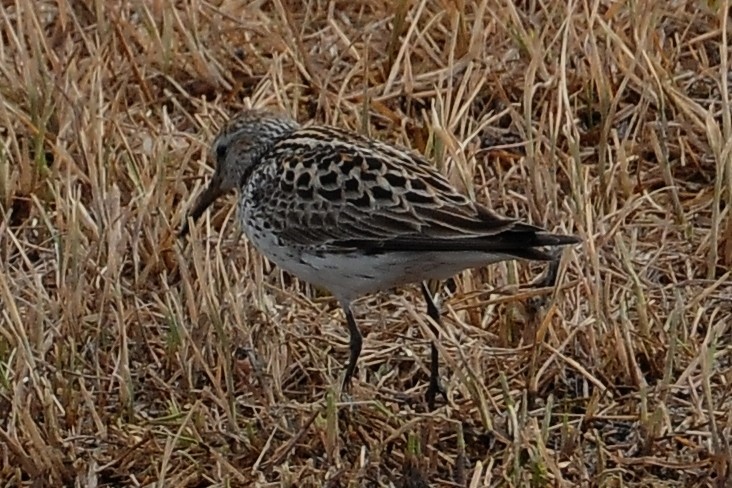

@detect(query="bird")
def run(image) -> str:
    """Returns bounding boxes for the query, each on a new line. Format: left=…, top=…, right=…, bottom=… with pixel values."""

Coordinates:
left=179, top=108, right=580, bottom=410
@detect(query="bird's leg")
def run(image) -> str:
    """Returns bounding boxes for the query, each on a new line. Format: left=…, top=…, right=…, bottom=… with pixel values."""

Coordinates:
left=421, top=282, right=446, bottom=410
left=524, top=255, right=564, bottom=410
left=342, top=305, right=363, bottom=392
left=529, top=251, right=564, bottom=289
left=535, top=258, right=560, bottom=288
left=521, top=255, right=564, bottom=316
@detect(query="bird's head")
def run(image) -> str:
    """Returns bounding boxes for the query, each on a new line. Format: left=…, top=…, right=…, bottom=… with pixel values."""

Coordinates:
left=179, top=109, right=299, bottom=236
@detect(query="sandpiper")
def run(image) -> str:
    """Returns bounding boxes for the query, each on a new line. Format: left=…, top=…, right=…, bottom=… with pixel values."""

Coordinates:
left=180, top=109, right=579, bottom=409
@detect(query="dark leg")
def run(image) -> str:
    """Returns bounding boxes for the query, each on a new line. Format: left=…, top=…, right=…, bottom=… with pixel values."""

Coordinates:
left=530, top=255, right=561, bottom=289
left=521, top=257, right=563, bottom=316
left=342, top=306, right=362, bottom=392
left=542, top=258, right=560, bottom=288
left=421, top=282, right=446, bottom=410
left=525, top=257, right=562, bottom=409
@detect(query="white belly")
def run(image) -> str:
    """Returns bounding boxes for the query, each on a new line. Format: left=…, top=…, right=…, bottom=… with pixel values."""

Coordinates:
left=296, top=249, right=511, bottom=301
left=244, top=226, right=509, bottom=304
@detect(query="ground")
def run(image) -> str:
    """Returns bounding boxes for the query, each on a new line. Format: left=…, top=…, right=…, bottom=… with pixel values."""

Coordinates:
left=1, top=0, right=731, bottom=487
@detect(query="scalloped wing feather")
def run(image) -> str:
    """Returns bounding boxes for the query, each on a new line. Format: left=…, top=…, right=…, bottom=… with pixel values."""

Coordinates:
left=255, top=126, right=558, bottom=254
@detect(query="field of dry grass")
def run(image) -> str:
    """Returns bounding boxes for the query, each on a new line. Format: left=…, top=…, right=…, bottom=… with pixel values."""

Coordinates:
left=1, top=0, right=731, bottom=486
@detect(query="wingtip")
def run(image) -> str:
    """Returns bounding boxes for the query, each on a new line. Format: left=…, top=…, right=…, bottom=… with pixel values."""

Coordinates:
left=535, top=232, right=582, bottom=247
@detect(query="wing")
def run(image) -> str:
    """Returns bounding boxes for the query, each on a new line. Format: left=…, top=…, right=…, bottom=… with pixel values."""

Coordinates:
left=264, top=126, right=573, bottom=259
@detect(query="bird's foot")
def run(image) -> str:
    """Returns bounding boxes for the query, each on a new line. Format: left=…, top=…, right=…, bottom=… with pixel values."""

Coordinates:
left=341, top=365, right=356, bottom=394
left=426, top=374, right=447, bottom=410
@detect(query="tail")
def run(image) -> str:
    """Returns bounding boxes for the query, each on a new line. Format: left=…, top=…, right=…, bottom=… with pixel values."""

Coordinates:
left=504, top=231, right=581, bottom=260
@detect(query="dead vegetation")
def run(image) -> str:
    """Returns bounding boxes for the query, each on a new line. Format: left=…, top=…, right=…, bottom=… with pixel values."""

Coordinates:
left=1, top=0, right=731, bottom=486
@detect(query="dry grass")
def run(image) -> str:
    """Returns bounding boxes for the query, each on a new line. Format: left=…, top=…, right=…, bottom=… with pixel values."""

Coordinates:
left=1, top=0, right=731, bottom=486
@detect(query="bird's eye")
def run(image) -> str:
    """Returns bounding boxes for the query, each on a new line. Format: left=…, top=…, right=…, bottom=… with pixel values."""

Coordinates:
left=215, top=143, right=227, bottom=164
